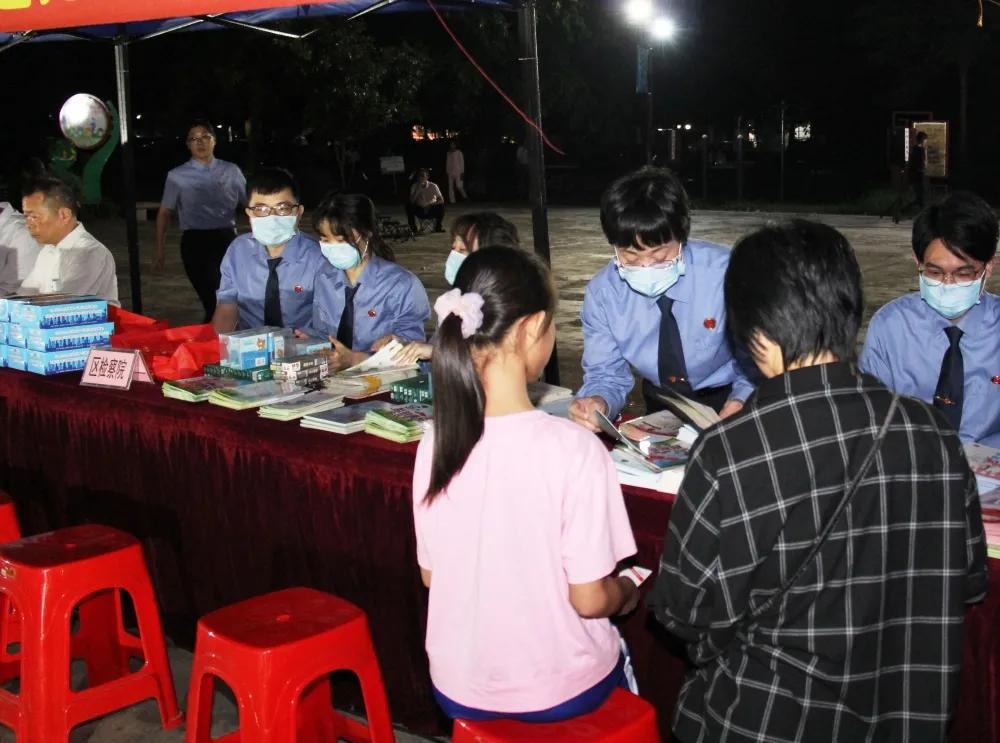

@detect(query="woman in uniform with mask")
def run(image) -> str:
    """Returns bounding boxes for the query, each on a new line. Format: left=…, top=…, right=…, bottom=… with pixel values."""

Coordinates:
left=569, top=167, right=755, bottom=432
left=303, top=193, right=430, bottom=370
left=375, top=211, right=520, bottom=365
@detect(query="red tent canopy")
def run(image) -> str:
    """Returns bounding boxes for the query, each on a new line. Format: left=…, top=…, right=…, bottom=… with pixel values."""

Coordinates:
left=0, top=0, right=335, bottom=32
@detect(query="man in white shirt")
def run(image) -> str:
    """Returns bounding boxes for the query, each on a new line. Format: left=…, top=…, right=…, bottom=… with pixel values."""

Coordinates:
left=0, top=202, right=41, bottom=293
left=19, top=177, right=119, bottom=303
left=445, top=141, right=468, bottom=204
left=406, top=169, right=445, bottom=233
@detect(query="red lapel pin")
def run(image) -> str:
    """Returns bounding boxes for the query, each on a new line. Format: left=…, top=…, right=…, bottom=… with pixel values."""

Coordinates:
left=367, top=309, right=377, bottom=318
left=992, top=376, right=1000, bottom=385
left=703, top=317, right=717, bottom=330
left=294, top=285, right=303, bottom=294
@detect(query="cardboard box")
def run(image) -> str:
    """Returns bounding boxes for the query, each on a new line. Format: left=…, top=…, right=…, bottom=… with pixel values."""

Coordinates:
left=26, top=322, right=115, bottom=352
left=12, top=297, right=108, bottom=329
left=26, top=347, right=91, bottom=375
left=219, top=328, right=273, bottom=370
left=6, top=345, right=26, bottom=371
left=7, top=324, right=24, bottom=348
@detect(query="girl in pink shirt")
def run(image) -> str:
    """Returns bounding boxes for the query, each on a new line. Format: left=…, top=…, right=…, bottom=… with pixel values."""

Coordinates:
left=412, top=246, right=640, bottom=723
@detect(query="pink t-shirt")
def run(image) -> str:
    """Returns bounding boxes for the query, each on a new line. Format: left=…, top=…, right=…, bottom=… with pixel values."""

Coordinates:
left=412, top=409, right=637, bottom=713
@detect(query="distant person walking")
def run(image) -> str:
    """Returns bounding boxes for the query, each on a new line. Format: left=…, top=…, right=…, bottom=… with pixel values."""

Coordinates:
left=445, top=141, right=468, bottom=203
left=908, top=131, right=928, bottom=209
left=155, top=119, right=246, bottom=322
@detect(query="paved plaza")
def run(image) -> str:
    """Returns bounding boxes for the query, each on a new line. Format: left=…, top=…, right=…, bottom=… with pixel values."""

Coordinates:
left=20, top=204, right=997, bottom=742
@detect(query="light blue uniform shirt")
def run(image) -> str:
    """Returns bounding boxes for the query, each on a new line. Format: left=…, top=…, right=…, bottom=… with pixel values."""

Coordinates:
left=860, top=291, right=1000, bottom=447
left=577, top=240, right=755, bottom=419
left=216, top=232, right=326, bottom=331
left=306, top=255, right=430, bottom=351
left=161, top=158, right=246, bottom=231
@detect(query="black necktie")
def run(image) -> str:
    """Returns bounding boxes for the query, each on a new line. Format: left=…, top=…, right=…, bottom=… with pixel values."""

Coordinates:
left=934, top=325, right=964, bottom=430
left=337, top=284, right=360, bottom=349
left=264, top=257, right=283, bottom=327
left=657, top=295, right=691, bottom=394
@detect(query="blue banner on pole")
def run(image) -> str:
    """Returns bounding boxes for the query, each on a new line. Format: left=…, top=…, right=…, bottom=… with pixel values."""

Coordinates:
left=636, top=45, right=649, bottom=94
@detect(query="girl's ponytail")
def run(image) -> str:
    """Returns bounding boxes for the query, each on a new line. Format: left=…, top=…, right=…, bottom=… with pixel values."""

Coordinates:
left=424, top=246, right=556, bottom=501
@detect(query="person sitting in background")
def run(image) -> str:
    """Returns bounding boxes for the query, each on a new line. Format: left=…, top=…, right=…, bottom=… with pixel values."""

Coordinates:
left=303, top=193, right=429, bottom=370
left=0, top=199, right=40, bottom=293
left=861, top=191, right=1000, bottom=447
left=413, top=246, right=639, bottom=723
left=377, top=211, right=521, bottom=364
left=19, top=176, right=118, bottom=303
left=407, top=169, right=445, bottom=233
left=649, top=219, right=987, bottom=743
left=212, top=167, right=325, bottom=334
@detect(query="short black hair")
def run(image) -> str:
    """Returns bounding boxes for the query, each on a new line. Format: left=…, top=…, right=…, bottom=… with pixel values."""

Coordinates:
left=463, top=212, right=520, bottom=251
left=912, top=191, right=998, bottom=264
left=725, top=220, right=863, bottom=367
left=187, top=119, right=215, bottom=137
left=246, top=167, right=299, bottom=203
left=600, top=166, right=691, bottom=249
left=23, top=175, right=80, bottom=217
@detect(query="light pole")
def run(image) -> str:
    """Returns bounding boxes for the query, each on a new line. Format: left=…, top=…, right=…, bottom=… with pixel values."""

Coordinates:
left=623, top=1, right=675, bottom=166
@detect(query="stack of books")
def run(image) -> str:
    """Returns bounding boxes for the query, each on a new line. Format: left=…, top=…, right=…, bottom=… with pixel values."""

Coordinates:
left=203, top=363, right=272, bottom=382
left=364, top=403, right=433, bottom=443
left=162, top=375, right=248, bottom=402
left=258, top=389, right=346, bottom=422
left=390, top=373, right=432, bottom=404
left=595, top=409, right=690, bottom=494
left=207, top=380, right=305, bottom=411
left=301, top=400, right=395, bottom=434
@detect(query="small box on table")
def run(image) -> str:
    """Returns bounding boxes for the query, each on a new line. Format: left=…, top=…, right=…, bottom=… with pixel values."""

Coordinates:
left=219, top=327, right=280, bottom=370
left=27, top=347, right=91, bottom=375
left=11, top=297, right=108, bottom=329
left=25, top=322, right=115, bottom=352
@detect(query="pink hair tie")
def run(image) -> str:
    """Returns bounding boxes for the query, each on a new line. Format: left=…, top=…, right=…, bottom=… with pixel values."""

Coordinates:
left=434, top=288, right=484, bottom=339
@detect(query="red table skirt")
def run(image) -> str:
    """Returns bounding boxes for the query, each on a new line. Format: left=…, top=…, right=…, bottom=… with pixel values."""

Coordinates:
left=0, top=370, right=995, bottom=741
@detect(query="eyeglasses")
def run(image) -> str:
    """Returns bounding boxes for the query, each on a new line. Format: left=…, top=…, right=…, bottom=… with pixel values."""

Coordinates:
left=919, top=265, right=985, bottom=287
left=614, top=246, right=682, bottom=269
left=187, top=134, right=214, bottom=144
left=247, top=203, right=300, bottom=218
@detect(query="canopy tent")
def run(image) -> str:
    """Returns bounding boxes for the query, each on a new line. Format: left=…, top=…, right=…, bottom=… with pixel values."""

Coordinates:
left=0, top=0, right=555, bottom=384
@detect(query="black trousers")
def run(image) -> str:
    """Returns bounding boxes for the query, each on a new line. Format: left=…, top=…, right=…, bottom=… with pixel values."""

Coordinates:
left=642, top=378, right=732, bottom=416
left=406, top=203, right=445, bottom=231
left=180, top=228, right=236, bottom=322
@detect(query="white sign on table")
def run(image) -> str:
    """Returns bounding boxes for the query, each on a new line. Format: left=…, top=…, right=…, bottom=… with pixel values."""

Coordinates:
left=79, top=348, right=153, bottom=390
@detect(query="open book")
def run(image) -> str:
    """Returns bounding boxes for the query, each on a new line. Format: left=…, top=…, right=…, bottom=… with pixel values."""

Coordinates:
left=645, top=388, right=721, bottom=431
left=341, top=339, right=418, bottom=376
left=595, top=410, right=689, bottom=474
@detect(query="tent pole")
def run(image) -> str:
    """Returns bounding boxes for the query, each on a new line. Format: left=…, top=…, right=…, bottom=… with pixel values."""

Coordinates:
left=518, top=0, right=559, bottom=385
left=114, top=29, right=142, bottom=313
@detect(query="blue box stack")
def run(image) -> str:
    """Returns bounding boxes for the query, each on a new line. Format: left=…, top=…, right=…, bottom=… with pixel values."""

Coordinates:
left=0, top=294, right=112, bottom=375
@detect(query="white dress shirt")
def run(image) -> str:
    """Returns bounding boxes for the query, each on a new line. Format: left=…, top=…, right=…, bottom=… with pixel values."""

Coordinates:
left=0, top=203, right=41, bottom=293
left=19, top=223, right=119, bottom=304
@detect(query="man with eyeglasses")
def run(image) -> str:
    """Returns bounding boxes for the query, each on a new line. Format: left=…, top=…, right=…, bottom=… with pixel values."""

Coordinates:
left=155, top=120, right=246, bottom=322
left=212, top=167, right=325, bottom=334
left=861, top=191, right=1000, bottom=446
left=569, top=167, right=755, bottom=431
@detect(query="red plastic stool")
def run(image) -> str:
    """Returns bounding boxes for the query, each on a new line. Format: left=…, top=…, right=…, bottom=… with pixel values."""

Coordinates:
left=452, top=688, right=660, bottom=743
left=185, top=587, right=394, bottom=743
left=0, top=492, right=22, bottom=544
left=0, top=524, right=181, bottom=742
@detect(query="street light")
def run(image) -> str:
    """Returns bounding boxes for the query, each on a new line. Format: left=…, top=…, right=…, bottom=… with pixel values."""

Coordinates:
left=624, top=0, right=654, bottom=25
left=650, top=16, right=676, bottom=41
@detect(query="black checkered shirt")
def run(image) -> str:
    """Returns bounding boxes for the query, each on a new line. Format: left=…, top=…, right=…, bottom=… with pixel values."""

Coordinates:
left=648, top=362, right=988, bottom=743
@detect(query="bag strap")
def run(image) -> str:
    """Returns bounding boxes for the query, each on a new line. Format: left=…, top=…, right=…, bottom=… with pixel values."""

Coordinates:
left=745, top=394, right=900, bottom=625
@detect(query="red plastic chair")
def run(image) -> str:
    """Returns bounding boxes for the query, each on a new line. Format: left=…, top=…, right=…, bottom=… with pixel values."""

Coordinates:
left=0, top=524, right=181, bottom=742
left=452, top=688, right=660, bottom=743
left=185, top=587, right=394, bottom=743
left=0, top=492, right=21, bottom=544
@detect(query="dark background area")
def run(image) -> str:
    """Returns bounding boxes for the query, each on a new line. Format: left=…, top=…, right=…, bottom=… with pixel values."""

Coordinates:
left=2, top=0, right=999, bottom=210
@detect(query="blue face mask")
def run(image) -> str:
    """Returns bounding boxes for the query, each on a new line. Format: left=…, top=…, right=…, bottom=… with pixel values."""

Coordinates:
left=444, top=250, right=467, bottom=285
left=250, top=215, right=297, bottom=247
left=616, top=253, right=686, bottom=297
left=919, top=273, right=985, bottom=319
left=320, top=240, right=364, bottom=270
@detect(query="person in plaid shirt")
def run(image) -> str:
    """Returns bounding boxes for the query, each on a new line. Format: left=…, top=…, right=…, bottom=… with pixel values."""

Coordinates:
left=649, top=220, right=988, bottom=743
